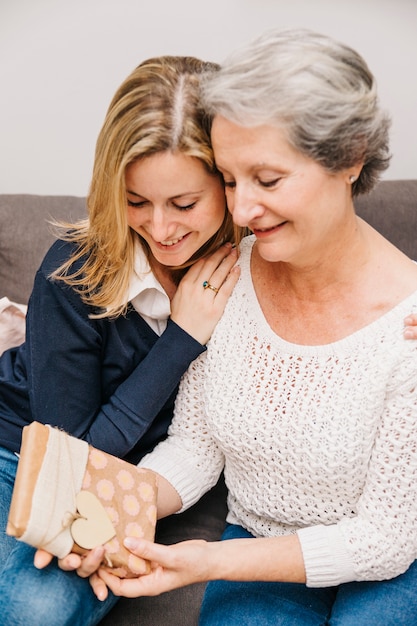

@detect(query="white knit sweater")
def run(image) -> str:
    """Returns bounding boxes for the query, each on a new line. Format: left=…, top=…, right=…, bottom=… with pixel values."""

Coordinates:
left=141, top=236, right=417, bottom=587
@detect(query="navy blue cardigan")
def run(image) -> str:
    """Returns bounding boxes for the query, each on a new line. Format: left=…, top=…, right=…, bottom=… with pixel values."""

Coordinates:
left=0, top=240, right=205, bottom=464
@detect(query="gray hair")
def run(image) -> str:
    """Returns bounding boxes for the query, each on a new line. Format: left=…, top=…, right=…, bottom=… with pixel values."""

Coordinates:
left=201, top=29, right=391, bottom=195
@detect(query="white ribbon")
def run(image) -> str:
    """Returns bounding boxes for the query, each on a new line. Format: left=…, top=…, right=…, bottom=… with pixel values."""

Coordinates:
left=20, top=426, right=89, bottom=558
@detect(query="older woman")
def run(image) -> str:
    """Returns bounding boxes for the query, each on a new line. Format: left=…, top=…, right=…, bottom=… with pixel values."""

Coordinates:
left=95, top=29, right=417, bottom=625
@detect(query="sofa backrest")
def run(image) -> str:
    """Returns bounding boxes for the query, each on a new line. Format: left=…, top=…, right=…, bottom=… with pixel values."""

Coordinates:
left=354, top=180, right=417, bottom=260
left=0, top=180, right=416, bottom=305
left=0, top=194, right=86, bottom=304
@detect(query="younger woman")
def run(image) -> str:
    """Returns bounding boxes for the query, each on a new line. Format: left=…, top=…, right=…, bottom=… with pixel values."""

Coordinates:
left=0, top=56, right=242, bottom=625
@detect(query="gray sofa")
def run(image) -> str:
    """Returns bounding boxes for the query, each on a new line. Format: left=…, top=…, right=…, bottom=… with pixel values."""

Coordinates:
left=0, top=179, right=416, bottom=625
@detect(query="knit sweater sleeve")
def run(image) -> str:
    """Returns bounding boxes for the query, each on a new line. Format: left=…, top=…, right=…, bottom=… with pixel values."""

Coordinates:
left=298, top=345, right=417, bottom=586
left=139, top=349, right=226, bottom=510
left=24, top=241, right=205, bottom=458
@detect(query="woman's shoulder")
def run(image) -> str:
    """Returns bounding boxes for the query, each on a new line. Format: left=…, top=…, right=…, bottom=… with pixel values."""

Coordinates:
left=40, top=238, right=85, bottom=275
left=238, top=234, right=256, bottom=261
left=240, top=233, right=256, bottom=249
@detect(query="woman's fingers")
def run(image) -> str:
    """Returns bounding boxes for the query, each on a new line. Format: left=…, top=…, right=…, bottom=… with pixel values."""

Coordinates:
left=35, top=546, right=105, bottom=575
left=404, top=314, right=417, bottom=339
left=90, top=571, right=111, bottom=601
left=171, top=243, right=240, bottom=345
left=187, top=243, right=238, bottom=289
left=90, top=537, right=212, bottom=600
left=33, top=548, right=54, bottom=569
left=90, top=540, right=164, bottom=600
left=96, top=568, right=140, bottom=598
left=75, top=546, right=105, bottom=578
left=33, top=548, right=95, bottom=572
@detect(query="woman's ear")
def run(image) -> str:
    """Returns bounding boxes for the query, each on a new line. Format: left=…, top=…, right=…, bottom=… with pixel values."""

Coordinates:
left=347, top=163, right=364, bottom=184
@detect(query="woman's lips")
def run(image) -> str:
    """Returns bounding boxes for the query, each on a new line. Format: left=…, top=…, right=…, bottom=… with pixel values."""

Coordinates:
left=252, top=222, right=287, bottom=237
left=155, top=232, right=191, bottom=249
left=160, top=235, right=185, bottom=246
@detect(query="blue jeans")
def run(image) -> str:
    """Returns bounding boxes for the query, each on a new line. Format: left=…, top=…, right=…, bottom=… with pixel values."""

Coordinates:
left=0, top=446, right=119, bottom=626
left=200, top=524, right=417, bottom=626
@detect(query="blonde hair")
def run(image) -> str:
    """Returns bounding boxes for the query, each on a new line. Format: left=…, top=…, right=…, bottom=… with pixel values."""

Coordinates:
left=52, top=56, right=240, bottom=317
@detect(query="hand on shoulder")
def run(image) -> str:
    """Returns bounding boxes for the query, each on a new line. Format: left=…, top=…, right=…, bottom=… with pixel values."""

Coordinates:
left=404, top=313, right=417, bottom=339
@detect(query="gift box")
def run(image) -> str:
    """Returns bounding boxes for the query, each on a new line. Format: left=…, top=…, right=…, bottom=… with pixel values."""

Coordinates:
left=7, top=421, right=158, bottom=577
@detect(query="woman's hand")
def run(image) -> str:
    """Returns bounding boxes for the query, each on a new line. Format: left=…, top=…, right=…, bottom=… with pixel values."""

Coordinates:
left=170, top=243, right=240, bottom=345
left=90, top=538, right=211, bottom=600
left=34, top=546, right=105, bottom=578
left=404, top=314, right=417, bottom=339
left=89, top=533, right=305, bottom=600
left=34, top=548, right=56, bottom=569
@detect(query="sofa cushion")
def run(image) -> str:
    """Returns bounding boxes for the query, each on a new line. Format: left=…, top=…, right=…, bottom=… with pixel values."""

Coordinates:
left=0, top=194, right=86, bottom=304
left=355, top=180, right=417, bottom=260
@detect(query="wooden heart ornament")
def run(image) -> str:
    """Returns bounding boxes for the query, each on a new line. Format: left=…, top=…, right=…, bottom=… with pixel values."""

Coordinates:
left=71, top=490, right=116, bottom=549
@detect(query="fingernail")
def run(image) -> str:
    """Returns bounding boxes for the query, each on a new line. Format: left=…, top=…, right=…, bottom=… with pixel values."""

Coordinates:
left=72, top=554, right=85, bottom=568
left=33, top=555, right=43, bottom=569
left=124, top=537, right=139, bottom=549
left=404, top=329, right=414, bottom=339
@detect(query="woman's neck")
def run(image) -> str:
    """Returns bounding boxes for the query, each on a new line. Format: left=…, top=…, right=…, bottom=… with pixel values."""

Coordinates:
left=149, top=258, right=179, bottom=300
left=249, top=218, right=408, bottom=344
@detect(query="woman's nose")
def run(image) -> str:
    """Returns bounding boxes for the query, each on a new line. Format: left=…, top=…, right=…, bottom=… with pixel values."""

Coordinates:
left=149, top=207, right=175, bottom=242
left=228, top=184, right=265, bottom=227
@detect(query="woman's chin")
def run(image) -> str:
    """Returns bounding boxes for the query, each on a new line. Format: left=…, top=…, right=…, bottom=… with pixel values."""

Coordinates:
left=151, top=246, right=194, bottom=268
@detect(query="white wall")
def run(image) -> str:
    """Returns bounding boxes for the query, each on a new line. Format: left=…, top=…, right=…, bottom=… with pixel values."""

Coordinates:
left=1, top=0, right=416, bottom=196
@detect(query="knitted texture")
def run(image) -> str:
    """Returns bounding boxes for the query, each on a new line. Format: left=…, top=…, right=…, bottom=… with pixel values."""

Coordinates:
left=141, top=236, right=417, bottom=587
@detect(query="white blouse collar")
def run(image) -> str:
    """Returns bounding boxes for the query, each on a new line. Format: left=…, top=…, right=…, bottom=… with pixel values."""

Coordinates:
left=127, top=239, right=171, bottom=335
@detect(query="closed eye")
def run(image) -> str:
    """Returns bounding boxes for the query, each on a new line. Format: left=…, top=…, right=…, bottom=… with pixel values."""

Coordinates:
left=172, top=201, right=197, bottom=211
left=259, top=178, right=280, bottom=188
left=127, top=199, right=148, bottom=208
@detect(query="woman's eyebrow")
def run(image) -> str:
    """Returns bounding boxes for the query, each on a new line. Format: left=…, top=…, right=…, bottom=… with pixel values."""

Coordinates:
left=170, top=189, right=203, bottom=200
left=126, top=189, right=143, bottom=197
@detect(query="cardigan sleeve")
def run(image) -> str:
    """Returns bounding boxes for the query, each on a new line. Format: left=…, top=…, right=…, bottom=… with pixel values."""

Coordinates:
left=86, top=319, right=205, bottom=455
left=24, top=242, right=205, bottom=459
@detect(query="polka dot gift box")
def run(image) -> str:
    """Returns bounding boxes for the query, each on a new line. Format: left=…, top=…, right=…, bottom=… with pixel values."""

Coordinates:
left=7, top=421, right=158, bottom=577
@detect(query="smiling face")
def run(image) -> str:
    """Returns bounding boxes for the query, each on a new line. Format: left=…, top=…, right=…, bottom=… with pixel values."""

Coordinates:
left=125, top=151, right=226, bottom=267
left=211, top=116, right=358, bottom=267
